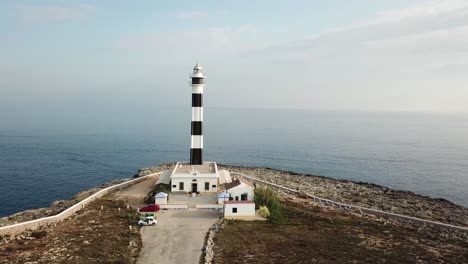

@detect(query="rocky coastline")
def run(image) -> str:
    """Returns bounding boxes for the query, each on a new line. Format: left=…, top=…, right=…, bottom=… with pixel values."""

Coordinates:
left=0, top=179, right=129, bottom=228
left=139, top=163, right=468, bottom=227
left=2, top=162, right=467, bottom=229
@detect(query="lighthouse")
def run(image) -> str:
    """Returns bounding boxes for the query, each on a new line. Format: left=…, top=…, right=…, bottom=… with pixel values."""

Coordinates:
left=190, top=63, right=205, bottom=165
left=168, top=63, right=220, bottom=194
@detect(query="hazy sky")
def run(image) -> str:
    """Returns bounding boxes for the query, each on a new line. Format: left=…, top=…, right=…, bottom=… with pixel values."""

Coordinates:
left=1, top=0, right=468, bottom=119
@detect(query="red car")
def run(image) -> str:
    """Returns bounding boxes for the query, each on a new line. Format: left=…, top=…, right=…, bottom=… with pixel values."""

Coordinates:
left=139, top=204, right=160, bottom=212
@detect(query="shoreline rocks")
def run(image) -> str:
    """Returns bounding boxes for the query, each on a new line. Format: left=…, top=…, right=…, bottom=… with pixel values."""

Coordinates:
left=141, top=163, right=468, bottom=227
left=2, top=162, right=467, bottom=228
left=0, top=178, right=129, bottom=227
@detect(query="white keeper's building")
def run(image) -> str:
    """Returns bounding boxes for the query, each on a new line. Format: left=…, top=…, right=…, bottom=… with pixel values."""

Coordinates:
left=170, top=161, right=219, bottom=193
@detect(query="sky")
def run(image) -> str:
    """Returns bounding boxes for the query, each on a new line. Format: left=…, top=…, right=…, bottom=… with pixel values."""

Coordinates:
left=1, top=0, right=468, bottom=126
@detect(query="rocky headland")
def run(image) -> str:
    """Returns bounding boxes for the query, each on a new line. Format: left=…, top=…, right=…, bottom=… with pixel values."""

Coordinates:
left=1, top=162, right=467, bottom=263
left=138, top=163, right=468, bottom=227
left=3, top=162, right=467, bottom=229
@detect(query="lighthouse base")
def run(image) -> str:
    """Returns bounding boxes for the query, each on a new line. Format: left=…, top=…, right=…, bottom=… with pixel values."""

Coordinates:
left=170, top=162, right=219, bottom=193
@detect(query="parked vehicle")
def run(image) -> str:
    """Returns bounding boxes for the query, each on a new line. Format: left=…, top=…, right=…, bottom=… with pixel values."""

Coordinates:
left=140, top=213, right=155, bottom=219
left=138, top=216, right=157, bottom=226
left=139, top=204, right=160, bottom=212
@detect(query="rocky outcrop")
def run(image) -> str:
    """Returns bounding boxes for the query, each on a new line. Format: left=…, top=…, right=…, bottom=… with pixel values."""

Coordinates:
left=133, top=163, right=176, bottom=178
left=219, top=165, right=468, bottom=227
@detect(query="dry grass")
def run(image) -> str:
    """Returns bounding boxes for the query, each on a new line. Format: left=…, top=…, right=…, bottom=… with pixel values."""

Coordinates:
left=213, top=198, right=468, bottom=264
left=0, top=196, right=142, bottom=264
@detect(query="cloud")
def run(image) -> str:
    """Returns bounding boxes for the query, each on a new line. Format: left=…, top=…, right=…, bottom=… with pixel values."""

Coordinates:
left=17, top=3, right=95, bottom=24
left=102, top=1, right=468, bottom=112
left=231, top=0, right=468, bottom=112
left=115, top=25, right=257, bottom=61
left=175, top=11, right=209, bottom=20
left=375, top=0, right=468, bottom=23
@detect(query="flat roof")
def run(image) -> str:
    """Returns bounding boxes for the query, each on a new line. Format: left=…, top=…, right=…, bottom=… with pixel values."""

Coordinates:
left=173, top=162, right=217, bottom=174
left=224, top=201, right=255, bottom=204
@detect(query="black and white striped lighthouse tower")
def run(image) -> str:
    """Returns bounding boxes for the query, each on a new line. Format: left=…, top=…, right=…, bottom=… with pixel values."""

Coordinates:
left=190, top=63, right=205, bottom=165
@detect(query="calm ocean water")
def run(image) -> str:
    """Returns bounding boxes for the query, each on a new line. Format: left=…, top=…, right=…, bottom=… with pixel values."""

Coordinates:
left=1, top=108, right=467, bottom=217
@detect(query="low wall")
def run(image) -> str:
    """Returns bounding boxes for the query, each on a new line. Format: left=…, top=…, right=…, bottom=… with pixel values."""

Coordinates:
left=196, top=204, right=223, bottom=210
left=231, top=172, right=468, bottom=232
left=0, top=172, right=161, bottom=237
left=159, top=204, right=188, bottom=210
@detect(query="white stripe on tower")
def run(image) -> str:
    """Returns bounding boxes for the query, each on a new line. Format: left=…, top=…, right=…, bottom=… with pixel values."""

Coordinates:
left=191, top=107, right=203, bottom=122
left=190, top=135, right=203, bottom=148
left=190, top=63, right=205, bottom=165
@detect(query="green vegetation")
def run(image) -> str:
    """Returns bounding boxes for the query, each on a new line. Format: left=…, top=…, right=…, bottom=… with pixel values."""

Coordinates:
left=254, top=186, right=287, bottom=224
left=145, top=183, right=170, bottom=204
left=258, top=206, right=270, bottom=218
left=127, top=212, right=140, bottom=223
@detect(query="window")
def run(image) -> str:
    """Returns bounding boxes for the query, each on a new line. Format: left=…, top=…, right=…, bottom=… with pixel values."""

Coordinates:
left=241, top=193, right=248, bottom=201
left=212, top=184, right=216, bottom=188
left=235, top=196, right=239, bottom=201
left=232, top=208, right=237, bottom=213
left=172, top=185, right=176, bottom=188
left=205, top=182, right=209, bottom=190
left=179, top=182, right=184, bottom=191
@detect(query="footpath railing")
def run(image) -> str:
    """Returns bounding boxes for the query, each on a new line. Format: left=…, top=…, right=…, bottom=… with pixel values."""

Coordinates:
left=0, top=172, right=161, bottom=237
left=232, top=172, right=468, bottom=232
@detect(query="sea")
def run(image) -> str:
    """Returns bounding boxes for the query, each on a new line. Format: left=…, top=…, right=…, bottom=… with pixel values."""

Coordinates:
left=1, top=108, right=467, bottom=217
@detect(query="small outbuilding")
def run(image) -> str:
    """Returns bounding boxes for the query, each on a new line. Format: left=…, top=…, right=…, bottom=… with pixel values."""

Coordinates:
left=154, top=192, right=168, bottom=205
left=217, top=192, right=230, bottom=204
left=224, top=201, right=256, bottom=220
left=224, top=178, right=255, bottom=201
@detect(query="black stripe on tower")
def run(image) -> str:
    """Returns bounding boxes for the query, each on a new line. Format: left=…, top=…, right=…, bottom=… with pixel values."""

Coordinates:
left=191, top=121, right=202, bottom=135
left=190, top=149, right=202, bottom=165
left=192, top=94, right=203, bottom=107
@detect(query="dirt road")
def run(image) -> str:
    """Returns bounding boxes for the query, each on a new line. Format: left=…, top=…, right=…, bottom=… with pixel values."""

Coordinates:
left=138, top=210, right=220, bottom=264
left=114, top=176, right=158, bottom=208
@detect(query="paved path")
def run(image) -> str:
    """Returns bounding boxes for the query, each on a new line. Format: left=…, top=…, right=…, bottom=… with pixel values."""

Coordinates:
left=138, top=210, right=220, bottom=264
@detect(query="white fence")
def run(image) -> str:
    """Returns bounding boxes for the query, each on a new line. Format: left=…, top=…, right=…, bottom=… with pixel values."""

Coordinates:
left=0, top=172, right=161, bottom=237
left=231, top=172, right=468, bottom=232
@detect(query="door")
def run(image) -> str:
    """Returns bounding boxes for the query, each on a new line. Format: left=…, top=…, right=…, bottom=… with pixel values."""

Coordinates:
left=179, top=182, right=184, bottom=191
left=205, top=182, right=209, bottom=191
left=192, top=183, right=198, bottom=193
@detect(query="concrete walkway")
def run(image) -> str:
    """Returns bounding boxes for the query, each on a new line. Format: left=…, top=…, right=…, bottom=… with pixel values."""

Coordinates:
left=138, top=210, right=220, bottom=264
left=168, top=193, right=218, bottom=207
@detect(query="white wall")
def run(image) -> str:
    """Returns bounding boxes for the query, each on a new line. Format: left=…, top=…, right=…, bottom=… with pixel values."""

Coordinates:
left=218, top=197, right=229, bottom=204
left=224, top=203, right=255, bottom=219
left=155, top=197, right=167, bottom=205
left=227, top=183, right=254, bottom=201
left=171, top=177, right=218, bottom=193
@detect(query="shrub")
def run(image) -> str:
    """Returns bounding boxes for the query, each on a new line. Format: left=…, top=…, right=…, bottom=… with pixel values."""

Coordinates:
left=145, top=183, right=170, bottom=204
left=254, top=186, right=279, bottom=209
left=258, top=206, right=270, bottom=218
left=127, top=212, right=140, bottom=222
left=31, top=230, right=47, bottom=239
left=254, top=186, right=287, bottom=224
